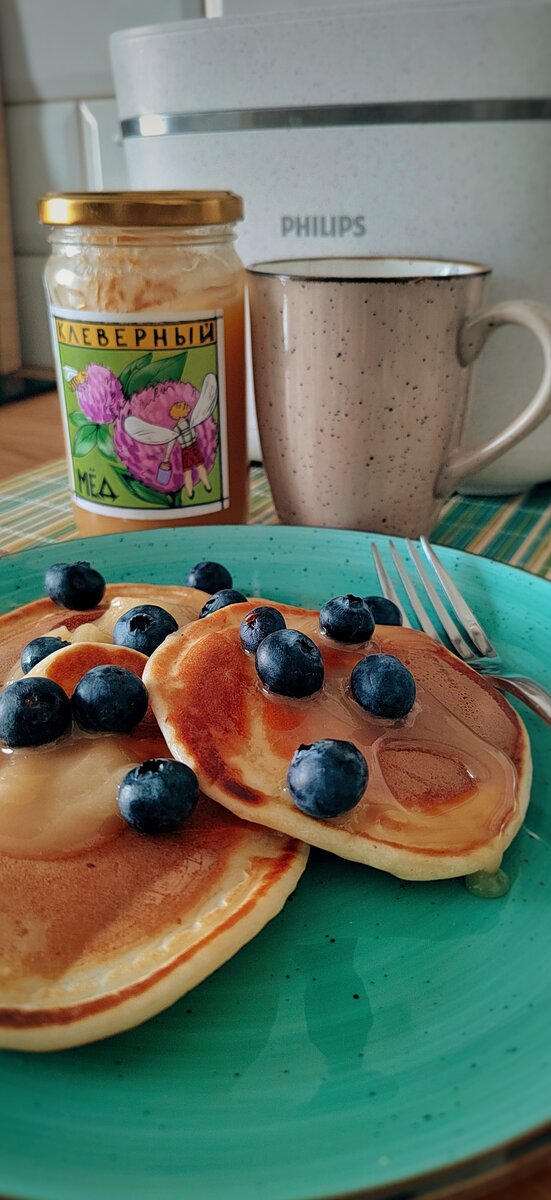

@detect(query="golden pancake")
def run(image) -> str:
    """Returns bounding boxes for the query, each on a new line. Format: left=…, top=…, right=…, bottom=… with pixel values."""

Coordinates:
left=0, top=582, right=209, bottom=683
left=145, top=601, right=531, bottom=882
left=0, top=635, right=308, bottom=1051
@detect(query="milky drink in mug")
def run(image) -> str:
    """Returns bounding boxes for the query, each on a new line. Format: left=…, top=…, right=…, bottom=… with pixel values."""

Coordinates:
left=247, top=258, right=551, bottom=536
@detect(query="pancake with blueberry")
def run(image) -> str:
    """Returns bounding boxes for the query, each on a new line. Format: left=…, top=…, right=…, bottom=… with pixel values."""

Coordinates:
left=0, top=629, right=308, bottom=1051
left=0, top=558, right=242, bottom=684
left=145, top=595, right=531, bottom=882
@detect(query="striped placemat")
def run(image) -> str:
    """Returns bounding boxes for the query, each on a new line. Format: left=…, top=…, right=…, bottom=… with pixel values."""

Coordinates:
left=0, top=459, right=550, bottom=578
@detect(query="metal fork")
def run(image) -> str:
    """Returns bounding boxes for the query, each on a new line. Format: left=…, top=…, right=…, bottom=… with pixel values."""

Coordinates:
left=371, top=536, right=551, bottom=726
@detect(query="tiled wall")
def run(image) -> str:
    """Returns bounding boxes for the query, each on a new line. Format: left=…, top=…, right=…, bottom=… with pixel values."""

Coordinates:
left=0, top=0, right=203, bottom=367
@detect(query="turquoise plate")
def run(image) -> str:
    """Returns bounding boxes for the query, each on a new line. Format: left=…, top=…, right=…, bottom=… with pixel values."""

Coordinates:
left=0, top=526, right=550, bottom=1200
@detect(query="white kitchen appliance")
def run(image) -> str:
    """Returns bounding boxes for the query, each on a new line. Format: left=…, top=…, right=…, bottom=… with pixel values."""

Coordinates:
left=111, top=2, right=551, bottom=490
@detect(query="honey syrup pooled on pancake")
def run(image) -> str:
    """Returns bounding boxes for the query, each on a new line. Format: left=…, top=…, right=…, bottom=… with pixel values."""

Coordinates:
left=1, top=584, right=209, bottom=685
left=0, top=642, right=167, bottom=859
left=49, top=593, right=203, bottom=648
left=144, top=601, right=530, bottom=880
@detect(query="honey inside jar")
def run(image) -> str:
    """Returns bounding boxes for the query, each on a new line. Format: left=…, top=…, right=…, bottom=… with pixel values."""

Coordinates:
left=39, top=192, right=247, bottom=534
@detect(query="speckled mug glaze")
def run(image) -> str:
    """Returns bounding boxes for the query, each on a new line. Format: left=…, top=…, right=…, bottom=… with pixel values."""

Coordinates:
left=247, top=258, right=551, bottom=535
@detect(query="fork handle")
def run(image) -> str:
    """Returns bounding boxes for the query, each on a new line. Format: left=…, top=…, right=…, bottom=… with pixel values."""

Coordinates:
left=489, top=674, right=551, bottom=726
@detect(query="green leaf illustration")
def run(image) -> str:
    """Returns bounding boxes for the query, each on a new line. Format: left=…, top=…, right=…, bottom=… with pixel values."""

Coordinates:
left=69, top=410, right=90, bottom=429
left=119, top=352, right=153, bottom=397
left=126, top=478, right=174, bottom=507
left=112, top=466, right=174, bottom=508
left=126, top=351, right=188, bottom=395
left=96, top=424, right=119, bottom=462
left=73, top=424, right=99, bottom=457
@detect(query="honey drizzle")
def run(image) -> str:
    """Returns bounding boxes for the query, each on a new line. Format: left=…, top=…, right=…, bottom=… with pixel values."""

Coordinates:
left=188, top=613, right=518, bottom=856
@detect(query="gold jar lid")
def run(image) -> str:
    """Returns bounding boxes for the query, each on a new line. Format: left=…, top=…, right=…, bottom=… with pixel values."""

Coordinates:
left=39, top=190, right=244, bottom=227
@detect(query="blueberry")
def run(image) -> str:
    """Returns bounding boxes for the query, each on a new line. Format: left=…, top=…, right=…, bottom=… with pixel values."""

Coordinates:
left=0, top=677, right=71, bottom=747
left=117, top=759, right=199, bottom=835
left=240, top=606, right=286, bottom=653
left=72, top=665, right=148, bottom=733
left=21, top=635, right=71, bottom=674
left=255, top=629, right=324, bottom=698
left=351, top=653, right=416, bottom=719
left=198, top=589, right=248, bottom=618
left=185, top=561, right=232, bottom=593
left=363, top=595, right=403, bottom=626
left=319, top=595, right=375, bottom=644
left=287, top=739, right=368, bottom=818
left=44, top=561, right=105, bottom=610
left=113, top=604, right=178, bottom=656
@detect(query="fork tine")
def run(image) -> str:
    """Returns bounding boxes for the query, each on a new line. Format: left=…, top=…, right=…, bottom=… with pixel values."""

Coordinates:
left=406, top=539, right=475, bottom=660
left=388, top=541, right=441, bottom=641
left=370, top=543, right=412, bottom=628
left=420, top=537, right=497, bottom=657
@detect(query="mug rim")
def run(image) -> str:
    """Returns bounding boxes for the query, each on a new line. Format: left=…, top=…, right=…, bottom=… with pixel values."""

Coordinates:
left=247, top=255, right=492, bottom=282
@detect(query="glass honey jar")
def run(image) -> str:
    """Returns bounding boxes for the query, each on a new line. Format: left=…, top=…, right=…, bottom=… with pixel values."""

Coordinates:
left=39, top=191, right=247, bottom=535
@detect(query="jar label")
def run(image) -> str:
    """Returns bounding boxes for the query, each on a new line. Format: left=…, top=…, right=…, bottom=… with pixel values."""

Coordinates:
left=49, top=307, right=230, bottom=520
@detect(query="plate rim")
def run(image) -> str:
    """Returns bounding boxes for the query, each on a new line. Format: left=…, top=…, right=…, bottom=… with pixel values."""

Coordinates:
left=1, top=522, right=549, bottom=588
left=0, top=1123, right=544, bottom=1200
left=318, top=1119, right=551, bottom=1200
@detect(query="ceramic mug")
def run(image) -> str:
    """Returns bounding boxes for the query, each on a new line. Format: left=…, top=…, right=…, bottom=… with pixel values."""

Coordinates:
left=247, top=257, right=551, bottom=536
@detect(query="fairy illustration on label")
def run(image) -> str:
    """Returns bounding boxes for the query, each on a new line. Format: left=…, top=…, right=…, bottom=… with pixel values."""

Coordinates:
left=122, top=374, right=218, bottom=497
left=62, top=347, right=222, bottom=508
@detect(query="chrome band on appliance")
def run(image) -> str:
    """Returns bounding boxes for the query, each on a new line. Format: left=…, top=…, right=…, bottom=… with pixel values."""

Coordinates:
left=121, top=98, right=551, bottom=138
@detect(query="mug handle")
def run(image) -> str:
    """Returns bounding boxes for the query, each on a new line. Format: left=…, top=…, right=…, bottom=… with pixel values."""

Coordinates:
left=435, top=299, right=551, bottom=497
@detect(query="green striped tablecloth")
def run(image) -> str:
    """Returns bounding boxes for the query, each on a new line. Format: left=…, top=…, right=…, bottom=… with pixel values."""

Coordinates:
left=0, top=460, right=550, bottom=578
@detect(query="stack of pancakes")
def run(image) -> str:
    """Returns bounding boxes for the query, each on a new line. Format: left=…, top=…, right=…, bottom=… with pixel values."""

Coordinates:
left=0, top=584, right=530, bottom=1050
